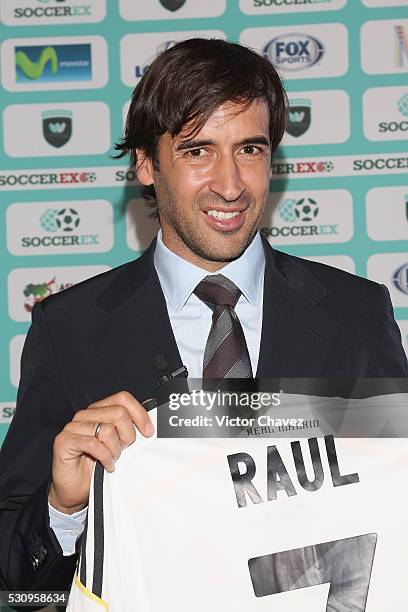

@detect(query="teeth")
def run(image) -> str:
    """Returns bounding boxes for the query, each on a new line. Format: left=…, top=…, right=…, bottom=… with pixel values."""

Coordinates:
left=207, top=210, right=240, bottom=220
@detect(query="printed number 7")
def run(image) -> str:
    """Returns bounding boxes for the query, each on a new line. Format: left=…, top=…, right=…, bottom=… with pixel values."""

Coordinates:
left=248, top=533, right=377, bottom=611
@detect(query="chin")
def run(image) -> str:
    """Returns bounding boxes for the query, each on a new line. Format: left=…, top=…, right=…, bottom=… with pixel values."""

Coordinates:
left=201, top=244, right=247, bottom=263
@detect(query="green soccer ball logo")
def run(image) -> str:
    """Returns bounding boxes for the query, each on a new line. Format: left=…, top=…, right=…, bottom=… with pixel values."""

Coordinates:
left=294, top=198, right=319, bottom=222
left=56, top=208, right=80, bottom=232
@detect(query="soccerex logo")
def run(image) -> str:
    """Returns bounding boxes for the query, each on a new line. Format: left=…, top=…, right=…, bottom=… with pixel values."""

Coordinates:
left=279, top=198, right=319, bottom=223
left=364, top=87, right=408, bottom=141
left=21, top=207, right=99, bottom=251
left=271, top=160, right=334, bottom=176
left=0, top=170, right=96, bottom=187
left=378, top=92, right=408, bottom=137
left=13, top=0, right=93, bottom=19
left=249, top=0, right=338, bottom=8
left=261, top=197, right=339, bottom=240
left=7, top=200, right=113, bottom=256
left=263, top=33, right=324, bottom=71
left=393, top=264, right=408, bottom=295
left=41, top=207, right=80, bottom=232
left=352, top=156, right=408, bottom=172
left=376, top=92, right=408, bottom=135
left=15, top=43, right=91, bottom=83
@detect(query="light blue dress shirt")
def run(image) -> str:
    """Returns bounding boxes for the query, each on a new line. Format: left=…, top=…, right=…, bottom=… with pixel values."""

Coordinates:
left=49, top=230, right=265, bottom=555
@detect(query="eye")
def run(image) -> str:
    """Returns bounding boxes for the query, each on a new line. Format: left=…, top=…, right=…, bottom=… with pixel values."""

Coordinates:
left=242, top=145, right=260, bottom=155
left=186, top=148, right=204, bottom=158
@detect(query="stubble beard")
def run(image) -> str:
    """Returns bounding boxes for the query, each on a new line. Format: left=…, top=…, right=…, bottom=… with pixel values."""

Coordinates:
left=155, top=175, right=261, bottom=264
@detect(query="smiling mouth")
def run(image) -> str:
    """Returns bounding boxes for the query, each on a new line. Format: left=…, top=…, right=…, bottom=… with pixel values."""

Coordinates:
left=206, top=210, right=241, bottom=220
left=202, top=208, right=246, bottom=232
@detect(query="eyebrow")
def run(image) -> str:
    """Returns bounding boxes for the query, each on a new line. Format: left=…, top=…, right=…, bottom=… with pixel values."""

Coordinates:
left=175, top=135, right=271, bottom=151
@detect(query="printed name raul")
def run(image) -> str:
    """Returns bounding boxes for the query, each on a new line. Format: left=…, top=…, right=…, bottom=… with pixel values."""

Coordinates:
left=228, top=435, right=359, bottom=508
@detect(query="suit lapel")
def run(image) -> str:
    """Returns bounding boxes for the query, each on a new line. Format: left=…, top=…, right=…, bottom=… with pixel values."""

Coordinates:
left=256, top=238, right=336, bottom=378
left=91, top=240, right=184, bottom=403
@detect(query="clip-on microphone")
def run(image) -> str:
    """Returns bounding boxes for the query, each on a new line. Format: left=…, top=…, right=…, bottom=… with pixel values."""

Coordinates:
left=142, top=354, right=188, bottom=411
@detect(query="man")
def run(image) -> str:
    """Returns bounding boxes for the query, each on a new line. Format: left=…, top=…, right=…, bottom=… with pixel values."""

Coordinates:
left=0, top=38, right=406, bottom=598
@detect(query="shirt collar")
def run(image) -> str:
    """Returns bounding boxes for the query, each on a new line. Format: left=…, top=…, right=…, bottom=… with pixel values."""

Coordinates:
left=154, top=229, right=265, bottom=312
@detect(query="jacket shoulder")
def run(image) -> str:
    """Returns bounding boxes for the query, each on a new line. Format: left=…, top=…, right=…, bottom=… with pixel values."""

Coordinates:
left=271, top=248, right=389, bottom=319
left=41, top=261, right=130, bottom=312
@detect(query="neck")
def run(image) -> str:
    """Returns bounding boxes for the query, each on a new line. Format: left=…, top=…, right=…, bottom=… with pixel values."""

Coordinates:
left=160, top=234, right=232, bottom=272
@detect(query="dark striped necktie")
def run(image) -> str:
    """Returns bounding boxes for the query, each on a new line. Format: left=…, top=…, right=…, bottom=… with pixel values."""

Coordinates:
left=194, top=274, right=253, bottom=379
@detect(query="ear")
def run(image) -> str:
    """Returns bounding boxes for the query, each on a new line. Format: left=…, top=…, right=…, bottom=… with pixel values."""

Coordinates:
left=135, top=149, right=154, bottom=186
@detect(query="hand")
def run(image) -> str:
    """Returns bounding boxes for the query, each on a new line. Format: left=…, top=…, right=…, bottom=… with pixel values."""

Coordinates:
left=48, top=391, right=154, bottom=514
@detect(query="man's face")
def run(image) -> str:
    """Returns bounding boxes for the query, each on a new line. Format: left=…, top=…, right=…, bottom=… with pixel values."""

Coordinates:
left=137, top=99, right=272, bottom=271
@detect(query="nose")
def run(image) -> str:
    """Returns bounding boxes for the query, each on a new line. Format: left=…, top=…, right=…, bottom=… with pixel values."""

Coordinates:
left=208, top=155, right=245, bottom=202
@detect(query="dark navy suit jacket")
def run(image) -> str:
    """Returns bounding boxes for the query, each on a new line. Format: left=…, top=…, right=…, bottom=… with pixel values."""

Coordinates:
left=0, top=236, right=407, bottom=596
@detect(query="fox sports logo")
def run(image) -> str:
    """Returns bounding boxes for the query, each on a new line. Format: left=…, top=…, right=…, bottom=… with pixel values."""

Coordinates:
left=263, top=33, right=324, bottom=71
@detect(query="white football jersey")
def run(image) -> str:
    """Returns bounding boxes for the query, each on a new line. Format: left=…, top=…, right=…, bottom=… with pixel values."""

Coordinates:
left=67, top=394, right=408, bottom=611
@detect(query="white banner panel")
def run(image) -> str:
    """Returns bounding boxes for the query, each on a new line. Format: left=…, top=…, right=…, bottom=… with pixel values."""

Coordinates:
left=363, top=86, right=408, bottom=141
left=6, top=200, right=114, bottom=255
left=240, top=23, right=348, bottom=79
left=240, top=0, right=347, bottom=15
left=283, top=90, right=350, bottom=145
left=119, top=0, right=226, bottom=21
left=361, top=19, right=408, bottom=75
left=8, top=265, right=110, bottom=322
left=1, top=35, right=108, bottom=91
left=3, top=102, right=111, bottom=157
left=362, top=0, right=408, bottom=7
left=260, top=189, right=353, bottom=245
left=0, top=0, right=106, bottom=26
left=366, top=186, right=408, bottom=241
left=120, top=30, right=226, bottom=86
left=367, top=253, right=408, bottom=307
left=271, top=153, right=408, bottom=178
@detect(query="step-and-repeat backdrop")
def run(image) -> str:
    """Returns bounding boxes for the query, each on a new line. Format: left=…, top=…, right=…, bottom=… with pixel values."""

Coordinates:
left=1, top=0, right=408, bottom=443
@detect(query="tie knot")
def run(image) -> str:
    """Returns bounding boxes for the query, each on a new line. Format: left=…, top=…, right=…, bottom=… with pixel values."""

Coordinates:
left=194, top=274, right=241, bottom=310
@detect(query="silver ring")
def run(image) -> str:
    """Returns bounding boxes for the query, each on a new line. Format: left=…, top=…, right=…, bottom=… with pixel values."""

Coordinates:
left=94, top=422, right=103, bottom=439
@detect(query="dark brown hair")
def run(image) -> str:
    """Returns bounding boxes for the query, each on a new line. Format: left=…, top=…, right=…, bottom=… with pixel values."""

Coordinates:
left=115, top=38, right=287, bottom=209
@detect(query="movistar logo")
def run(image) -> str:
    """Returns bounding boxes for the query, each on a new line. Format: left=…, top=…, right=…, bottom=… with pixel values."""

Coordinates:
left=15, top=46, right=58, bottom=80
left=14, top=43, right=92, bottom=84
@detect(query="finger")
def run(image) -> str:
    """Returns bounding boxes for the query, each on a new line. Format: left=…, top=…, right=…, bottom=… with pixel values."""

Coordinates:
left=73, top=405, right=137, bottom=447
left=54, top=432, right=116, bottom=472
left=64, top=421, right=122, bottom=460
left=86, top=390, right=134, bottom=409
left=85, top=391, right=154, bottom=437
